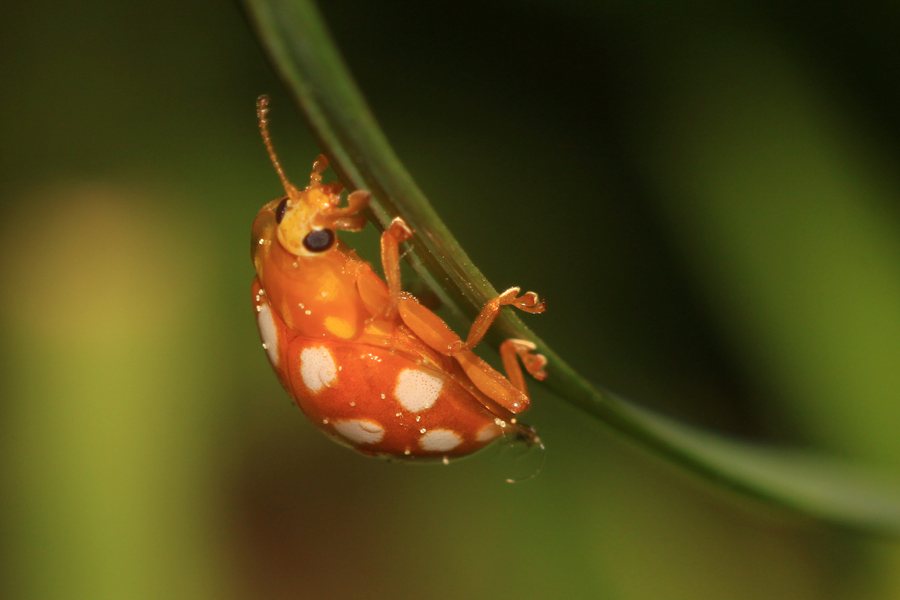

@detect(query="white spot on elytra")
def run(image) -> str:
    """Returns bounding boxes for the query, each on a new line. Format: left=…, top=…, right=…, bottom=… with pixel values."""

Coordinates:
left=394, top=369, right=443, bottom=412
left=300, top=346, right=337, bottom=393
left=419, top=429, right=462, bottom=452
left=476, top=423, right=502, bottom=442
left=256, top=302, right=280, bottom=368
left=333, top=419, right=384, bottom=445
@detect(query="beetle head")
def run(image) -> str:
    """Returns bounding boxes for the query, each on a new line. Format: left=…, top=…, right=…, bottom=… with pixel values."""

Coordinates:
left=257, top=96, right=369, bottom=258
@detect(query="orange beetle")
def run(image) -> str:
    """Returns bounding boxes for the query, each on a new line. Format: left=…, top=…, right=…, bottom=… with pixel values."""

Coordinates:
left=251, top=97, right=547, bottom=461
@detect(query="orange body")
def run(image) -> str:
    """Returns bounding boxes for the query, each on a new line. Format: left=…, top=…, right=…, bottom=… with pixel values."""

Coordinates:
left=251, top=97, right=547, bottom=461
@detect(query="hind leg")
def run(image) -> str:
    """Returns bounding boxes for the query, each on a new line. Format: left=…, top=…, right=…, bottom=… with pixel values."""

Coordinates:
left=500, top=339, right=548, bottom=392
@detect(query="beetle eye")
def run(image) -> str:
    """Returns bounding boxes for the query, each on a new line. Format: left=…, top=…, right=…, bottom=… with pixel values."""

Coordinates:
left=303, top=228, right=336, bottom=253
left=274, top=197, right=289, bottom=224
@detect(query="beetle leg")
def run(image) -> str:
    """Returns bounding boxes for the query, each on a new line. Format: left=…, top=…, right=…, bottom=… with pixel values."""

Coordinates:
left=446, top=339, right=546, bottom=414
left=378, top=217, right=413, bottom=320
left=447, top=287, right=545, bottom=354
left=398, top=296, right=546, bottom=414
left=319, top=190, right=370, bottom=230
left=331, top=216, right=367, bottom=232
left=453, top=349, right=531, bottom=413
left=500, top=339, right=548, bottom=389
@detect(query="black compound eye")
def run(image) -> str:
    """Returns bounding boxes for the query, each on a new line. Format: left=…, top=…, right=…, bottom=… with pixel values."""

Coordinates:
left=303, top=228, right=336, bottom=253
left=274, top=197, right=289, bottom=224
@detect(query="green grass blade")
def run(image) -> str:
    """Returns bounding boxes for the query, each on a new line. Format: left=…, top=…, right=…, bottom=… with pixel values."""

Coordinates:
left=241, top=0, right=900, bottom=535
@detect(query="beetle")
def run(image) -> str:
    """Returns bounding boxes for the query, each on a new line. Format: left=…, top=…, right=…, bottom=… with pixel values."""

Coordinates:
left=251, top=96, right=547, bottom=461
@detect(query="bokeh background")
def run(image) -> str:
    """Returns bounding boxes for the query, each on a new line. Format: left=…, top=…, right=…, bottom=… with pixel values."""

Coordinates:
left=3, top=0, right=900, bottom=598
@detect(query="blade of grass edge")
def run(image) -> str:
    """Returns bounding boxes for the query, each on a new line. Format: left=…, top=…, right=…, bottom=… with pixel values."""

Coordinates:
left=241, top=0, right=900, bottom=535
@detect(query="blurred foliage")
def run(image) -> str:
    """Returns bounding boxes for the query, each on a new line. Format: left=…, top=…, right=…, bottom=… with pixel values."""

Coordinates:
left=1, top=1, right=900, bottom=599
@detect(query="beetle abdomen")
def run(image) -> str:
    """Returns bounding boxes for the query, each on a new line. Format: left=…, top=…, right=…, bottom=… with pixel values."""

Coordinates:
left=285, top=338, right=507, bottom=459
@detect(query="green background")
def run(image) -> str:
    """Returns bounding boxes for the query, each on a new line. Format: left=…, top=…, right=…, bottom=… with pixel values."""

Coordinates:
left=2, top=0, right=900, bottom=598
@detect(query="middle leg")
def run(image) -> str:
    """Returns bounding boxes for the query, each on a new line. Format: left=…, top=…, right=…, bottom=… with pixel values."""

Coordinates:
left=447, top=287, right=545, bottom=355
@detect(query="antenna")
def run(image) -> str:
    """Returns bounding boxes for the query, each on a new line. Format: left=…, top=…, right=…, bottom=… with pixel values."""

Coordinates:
left=256, top=96, right=297, bottom=195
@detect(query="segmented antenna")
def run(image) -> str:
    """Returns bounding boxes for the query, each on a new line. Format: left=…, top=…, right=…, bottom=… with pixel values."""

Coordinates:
left=256, top=96, right=297, bottom=195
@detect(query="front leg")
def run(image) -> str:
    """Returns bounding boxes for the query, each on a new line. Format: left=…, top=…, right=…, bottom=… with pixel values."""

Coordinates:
left=378, top=216, right=413, bottom=320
